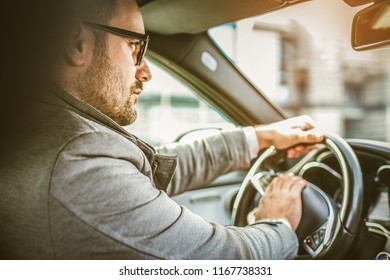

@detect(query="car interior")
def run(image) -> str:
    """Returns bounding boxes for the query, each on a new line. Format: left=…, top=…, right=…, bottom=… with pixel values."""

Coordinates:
left=132, top=0, right=390, bottom=259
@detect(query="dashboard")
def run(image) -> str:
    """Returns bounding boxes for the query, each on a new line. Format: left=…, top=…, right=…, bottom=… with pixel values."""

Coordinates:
left=348, top=139, right=390, bottom=229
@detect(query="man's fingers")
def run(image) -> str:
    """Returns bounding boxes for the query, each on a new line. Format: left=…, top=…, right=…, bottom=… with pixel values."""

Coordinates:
left=291, top=179, right=307, bottom=195
left=286, top=143, right=320, bottom=158
left=285, top=176, right=303, bottom=191
left=279, top=129, right=323, bottom=152
left=268, top=174, right=298, bottom=191
left=268, top=176, right=282, bottom=191
left=287, top=145, right=306, bottom=157
left=276, top=174, right=306, bottom=192
left=294, top=129, right=324, bottom=144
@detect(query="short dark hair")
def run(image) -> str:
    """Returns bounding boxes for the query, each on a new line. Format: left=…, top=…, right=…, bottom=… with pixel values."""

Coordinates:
left=79, top=0, right=118, bottom=24
left=79, top=0, right=118, bottom=57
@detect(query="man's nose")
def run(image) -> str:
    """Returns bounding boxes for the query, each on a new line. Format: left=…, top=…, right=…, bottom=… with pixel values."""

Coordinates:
left=135, top=59, right=152, bottom=82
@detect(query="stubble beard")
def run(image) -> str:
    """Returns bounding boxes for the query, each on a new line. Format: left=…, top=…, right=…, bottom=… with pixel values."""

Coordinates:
left=73, top=43, right=138, bottom=126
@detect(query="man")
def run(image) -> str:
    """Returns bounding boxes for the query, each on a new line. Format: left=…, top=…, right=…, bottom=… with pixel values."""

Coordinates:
left=0, top=0, right=323, bottom=259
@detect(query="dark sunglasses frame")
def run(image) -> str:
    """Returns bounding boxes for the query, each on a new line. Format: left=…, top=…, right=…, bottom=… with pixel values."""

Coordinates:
left=83, top=21, right=149, bottom=66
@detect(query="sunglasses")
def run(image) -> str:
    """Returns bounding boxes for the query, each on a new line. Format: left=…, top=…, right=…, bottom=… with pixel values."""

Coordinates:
left=83, top=21, right=149, bottom=66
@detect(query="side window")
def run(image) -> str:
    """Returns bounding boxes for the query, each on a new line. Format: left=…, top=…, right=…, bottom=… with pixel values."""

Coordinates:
left=125, top=61, right=232, bottom=146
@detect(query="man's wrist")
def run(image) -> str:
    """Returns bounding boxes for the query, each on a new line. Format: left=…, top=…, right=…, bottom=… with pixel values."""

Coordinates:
left=253, top=125, right=274, bottom=150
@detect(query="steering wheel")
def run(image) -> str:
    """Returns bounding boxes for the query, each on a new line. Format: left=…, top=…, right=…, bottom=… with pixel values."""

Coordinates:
left=231, top=133, right=363, bottom=259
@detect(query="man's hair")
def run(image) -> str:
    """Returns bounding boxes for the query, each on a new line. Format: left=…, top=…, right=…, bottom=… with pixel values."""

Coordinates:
left=78, top=0, right=118, bottom=56
left=80, top=0, right=118, bottom=24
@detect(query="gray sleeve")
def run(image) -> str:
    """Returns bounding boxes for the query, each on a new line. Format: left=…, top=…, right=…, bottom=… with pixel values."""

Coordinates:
left=50, top=132, right=298, bottom=259
left=157, top=128, right=252, bottom=196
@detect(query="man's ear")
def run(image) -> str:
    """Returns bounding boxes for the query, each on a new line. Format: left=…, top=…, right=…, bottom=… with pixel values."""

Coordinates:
left=65, top=22, right=94, bottom=66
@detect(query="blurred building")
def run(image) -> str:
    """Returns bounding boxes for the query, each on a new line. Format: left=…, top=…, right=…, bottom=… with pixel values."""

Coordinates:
left=223, top=18, right=390, bottom=142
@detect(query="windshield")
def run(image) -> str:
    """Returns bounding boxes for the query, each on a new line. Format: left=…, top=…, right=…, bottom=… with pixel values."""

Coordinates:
left=209, top=0, right=390, bottom=142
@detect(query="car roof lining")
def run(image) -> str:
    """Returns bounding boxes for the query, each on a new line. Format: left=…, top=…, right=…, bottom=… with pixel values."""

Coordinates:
left=139, top=0, right=310, bottom=35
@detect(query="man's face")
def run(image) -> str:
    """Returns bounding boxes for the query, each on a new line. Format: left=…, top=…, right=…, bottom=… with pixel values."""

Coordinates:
left=74, top=0, right=151, bottom=126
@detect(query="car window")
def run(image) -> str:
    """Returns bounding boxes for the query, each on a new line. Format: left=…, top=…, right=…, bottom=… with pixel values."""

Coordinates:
left=209, top=2, right=390, bottom=142
left=125, top=61, right=233, bottom=146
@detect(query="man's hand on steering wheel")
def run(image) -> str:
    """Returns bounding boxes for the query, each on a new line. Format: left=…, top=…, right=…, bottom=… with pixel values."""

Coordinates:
left=250, top=115, right=325, bottom=231
left=254, top=115, right=324, bottom=158
left=253, top=174, right=308, bottom=231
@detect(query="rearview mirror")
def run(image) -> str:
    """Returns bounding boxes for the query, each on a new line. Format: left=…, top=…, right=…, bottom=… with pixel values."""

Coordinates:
left=352, top=0, right=390, bottom=51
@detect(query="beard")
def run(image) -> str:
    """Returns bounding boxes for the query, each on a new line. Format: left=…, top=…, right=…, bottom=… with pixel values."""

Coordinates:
left=72, top=42, right=140, bottom=126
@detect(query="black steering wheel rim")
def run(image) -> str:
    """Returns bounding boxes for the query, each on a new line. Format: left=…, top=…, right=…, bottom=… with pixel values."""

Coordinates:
left=231, top=133, right=363, bottom=259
